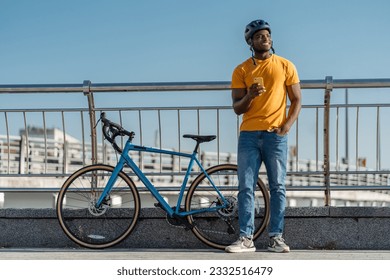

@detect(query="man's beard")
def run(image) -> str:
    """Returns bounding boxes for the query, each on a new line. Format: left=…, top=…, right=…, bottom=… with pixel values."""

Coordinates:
left=252, top=45, right=271, bottom=54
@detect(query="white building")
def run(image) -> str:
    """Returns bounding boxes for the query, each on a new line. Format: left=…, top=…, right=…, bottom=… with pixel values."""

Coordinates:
left=0, top=128, right=389, bottom=208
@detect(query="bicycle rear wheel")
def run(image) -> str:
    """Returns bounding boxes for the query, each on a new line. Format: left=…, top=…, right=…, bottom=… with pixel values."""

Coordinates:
left=185, top=164, right=270, bottom=250
left=56, top=164, right=140, bottom=249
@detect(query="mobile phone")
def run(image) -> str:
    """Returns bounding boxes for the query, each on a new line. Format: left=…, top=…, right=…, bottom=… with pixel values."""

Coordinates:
left=253, top=77, right=264, bottom=86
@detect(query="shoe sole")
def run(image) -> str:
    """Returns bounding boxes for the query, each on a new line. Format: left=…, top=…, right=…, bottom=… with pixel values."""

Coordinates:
left=267, top=247, right=290, bottom=253
left=225, top=247, right=256, bottom=253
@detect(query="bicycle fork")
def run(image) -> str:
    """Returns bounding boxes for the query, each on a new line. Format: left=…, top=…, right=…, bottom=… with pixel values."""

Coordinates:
left=94, top=160, right=126, bottom=209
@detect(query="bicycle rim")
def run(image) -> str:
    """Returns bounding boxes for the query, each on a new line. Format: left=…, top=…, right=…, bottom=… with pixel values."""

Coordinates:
left=56, top=164, right=140, bottom=249
left=185, top=164, right=270, bottom=250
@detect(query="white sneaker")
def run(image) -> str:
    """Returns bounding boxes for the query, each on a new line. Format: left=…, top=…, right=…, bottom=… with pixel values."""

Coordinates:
left=225, top=237, right=256, bottom=253
left=267, top=236, right=290, bottom=253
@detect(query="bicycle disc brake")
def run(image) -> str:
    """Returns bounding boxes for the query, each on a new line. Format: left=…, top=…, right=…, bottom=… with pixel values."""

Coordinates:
left=217, top=196, right=238, bottom=217
left=88, top=195, right=110, bottom=216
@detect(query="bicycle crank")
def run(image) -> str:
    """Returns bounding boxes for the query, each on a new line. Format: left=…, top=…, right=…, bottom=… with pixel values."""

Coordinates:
left=166, top=207, right=194, bottom=230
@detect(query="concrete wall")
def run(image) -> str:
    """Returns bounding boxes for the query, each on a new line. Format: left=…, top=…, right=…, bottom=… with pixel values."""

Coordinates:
left=1, top=207, right=389, bottom=250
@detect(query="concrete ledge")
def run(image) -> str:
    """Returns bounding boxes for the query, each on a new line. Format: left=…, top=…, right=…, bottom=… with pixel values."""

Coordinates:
left=1, top=207, right=390, bottom=250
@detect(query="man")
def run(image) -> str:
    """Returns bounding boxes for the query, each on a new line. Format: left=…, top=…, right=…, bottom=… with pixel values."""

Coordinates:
left=225, top=19, right=301, bottom=253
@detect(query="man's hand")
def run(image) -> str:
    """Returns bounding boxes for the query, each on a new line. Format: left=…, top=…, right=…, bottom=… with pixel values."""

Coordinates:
left=269, top=125, right=290, bottom=136
left=248, top=83, right=266, bottom=100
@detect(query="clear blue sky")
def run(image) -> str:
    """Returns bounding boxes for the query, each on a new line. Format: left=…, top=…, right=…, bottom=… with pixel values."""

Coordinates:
left=2, top=0, right=390, bottom=83
left=1, top=0, right=390, bottom=168
left=2, top=0, right=390, bottom=105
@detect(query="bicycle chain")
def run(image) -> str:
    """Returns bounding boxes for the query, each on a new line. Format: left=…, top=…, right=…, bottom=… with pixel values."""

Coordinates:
left=155, top=203, right=237, bottom=235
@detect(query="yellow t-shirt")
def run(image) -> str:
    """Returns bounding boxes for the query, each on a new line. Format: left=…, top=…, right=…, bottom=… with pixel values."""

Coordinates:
left=231, top=54, right=300, bottom=131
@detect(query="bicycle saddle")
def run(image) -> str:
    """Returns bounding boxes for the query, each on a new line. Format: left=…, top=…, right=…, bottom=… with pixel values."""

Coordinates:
left=183, top=134, right=216, bottom=143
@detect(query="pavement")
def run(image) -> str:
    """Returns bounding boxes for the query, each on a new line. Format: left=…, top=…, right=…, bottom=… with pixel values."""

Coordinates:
left=1, top=248, right=390, bottom=260
left=1, top=248, right=389, bottom=280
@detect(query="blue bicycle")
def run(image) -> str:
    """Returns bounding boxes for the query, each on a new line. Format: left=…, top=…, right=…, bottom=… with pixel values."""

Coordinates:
left=56, top=112, right=270, bottom=249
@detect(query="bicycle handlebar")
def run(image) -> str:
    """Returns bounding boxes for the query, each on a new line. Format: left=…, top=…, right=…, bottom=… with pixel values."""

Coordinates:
left=100, top=112, right=135, bottom=153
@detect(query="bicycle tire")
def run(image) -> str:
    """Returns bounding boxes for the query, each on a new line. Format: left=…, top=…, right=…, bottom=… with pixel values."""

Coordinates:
left=185, top=163, right=270, bottom=250
left=56, top=164, right=140, bottom=249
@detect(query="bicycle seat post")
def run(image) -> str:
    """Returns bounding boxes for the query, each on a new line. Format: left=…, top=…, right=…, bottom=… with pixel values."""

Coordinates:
left=193, top=141, right=200, bottom=154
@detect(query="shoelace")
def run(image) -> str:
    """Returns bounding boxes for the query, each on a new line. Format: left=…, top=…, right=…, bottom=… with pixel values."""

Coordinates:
left=273, top=237, right=286, bottom=245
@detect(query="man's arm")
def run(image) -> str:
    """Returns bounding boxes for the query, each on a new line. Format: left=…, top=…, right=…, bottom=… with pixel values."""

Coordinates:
left=277, top=83, right=302, bottom=135
left=232, top=84, right=265, bottom=115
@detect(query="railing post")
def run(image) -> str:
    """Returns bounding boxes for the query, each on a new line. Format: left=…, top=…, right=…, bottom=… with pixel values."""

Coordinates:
left=83, top=80, right=97, bottom=165
left=323, top=76, right=333, bottom=205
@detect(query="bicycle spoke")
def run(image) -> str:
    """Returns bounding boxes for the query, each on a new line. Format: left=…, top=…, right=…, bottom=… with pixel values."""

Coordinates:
left=56, top=165, right=140, bottom=249
left=186, top=164, right=270, bottom=250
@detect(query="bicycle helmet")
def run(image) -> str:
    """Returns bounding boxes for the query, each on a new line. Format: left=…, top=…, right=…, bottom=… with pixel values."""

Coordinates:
left=244, top=19, right=271, bottom=45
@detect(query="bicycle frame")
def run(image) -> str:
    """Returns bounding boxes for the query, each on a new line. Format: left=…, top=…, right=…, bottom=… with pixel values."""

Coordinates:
left=96, top=138, right=229, bottom=217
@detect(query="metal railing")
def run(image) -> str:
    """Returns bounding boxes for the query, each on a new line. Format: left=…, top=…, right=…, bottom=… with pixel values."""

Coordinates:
left=1, top=77, right=390, bottom=206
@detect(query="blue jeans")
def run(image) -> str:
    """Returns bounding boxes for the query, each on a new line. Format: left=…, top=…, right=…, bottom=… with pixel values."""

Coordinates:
left=237, top=130, right=287, bottom=238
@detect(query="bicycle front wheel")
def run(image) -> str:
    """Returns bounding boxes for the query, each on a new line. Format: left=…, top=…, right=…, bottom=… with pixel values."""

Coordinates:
left=56, top=164, right=140, bottom=249
left=185, top=164, right=270, bottom=250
